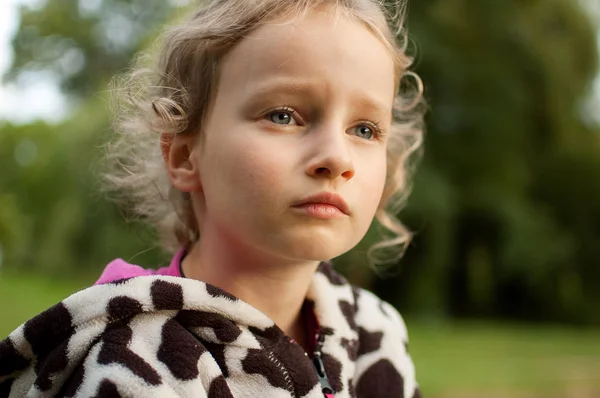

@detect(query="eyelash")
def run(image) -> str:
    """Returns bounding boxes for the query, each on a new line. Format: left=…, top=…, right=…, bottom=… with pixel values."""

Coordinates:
left=269, top=105, right=297, bottom=119
left=266, top=106, right=386, bottom=141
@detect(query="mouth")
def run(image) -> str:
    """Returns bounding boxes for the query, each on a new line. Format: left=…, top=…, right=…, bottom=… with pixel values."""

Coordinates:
left=292, top=192, right=350, bottom=218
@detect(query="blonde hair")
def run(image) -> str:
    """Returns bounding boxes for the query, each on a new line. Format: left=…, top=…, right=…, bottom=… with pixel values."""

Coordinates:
left=104, top=0, right=425, bottom=266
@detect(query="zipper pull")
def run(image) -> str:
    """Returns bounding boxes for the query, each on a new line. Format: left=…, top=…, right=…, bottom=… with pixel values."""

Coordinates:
left=313, top=332, right=334, bottom=397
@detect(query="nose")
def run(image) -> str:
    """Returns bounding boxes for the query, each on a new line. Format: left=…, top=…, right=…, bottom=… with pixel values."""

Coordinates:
left=304, top=124, right=355, bottom=181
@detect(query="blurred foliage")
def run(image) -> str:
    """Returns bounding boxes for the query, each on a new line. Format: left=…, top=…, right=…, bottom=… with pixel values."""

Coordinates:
left=0, top=110, right=162, bottom=275
left=1, top=0, right=599, bottom=325
left=6, top=0, right=179, bottom=95
left=374, top=0, right=600, bottom=325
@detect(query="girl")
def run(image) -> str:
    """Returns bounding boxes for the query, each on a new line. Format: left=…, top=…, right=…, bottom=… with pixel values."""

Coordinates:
left=0, top=0, right=424, bottom=397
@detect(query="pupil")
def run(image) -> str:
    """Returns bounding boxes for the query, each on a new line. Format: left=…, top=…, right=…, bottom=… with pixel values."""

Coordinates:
left=359, top=126, right=372, bottom=138
left=272, top=112, right=290, bottom=124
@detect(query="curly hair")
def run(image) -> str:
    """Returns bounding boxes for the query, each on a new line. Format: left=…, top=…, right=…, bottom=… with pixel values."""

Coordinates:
left=103, top=0, right=425, bottom=266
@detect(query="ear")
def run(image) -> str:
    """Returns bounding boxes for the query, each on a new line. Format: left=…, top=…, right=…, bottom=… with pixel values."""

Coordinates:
left=161, top=133, right=202, bottom=192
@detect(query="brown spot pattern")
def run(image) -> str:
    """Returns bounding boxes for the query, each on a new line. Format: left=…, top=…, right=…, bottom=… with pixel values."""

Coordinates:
left=271, top=338, right=319, bottom=396
left=0, top=271, right=417, bottom=397
left=338, top=300, right=358, bottom=332
left=248, top=325, right=283, bottom=342
left=208, top=375, right=234, bottom=398
left=176, top=310, right=242, bottom=343
left=241, top=348, right=289, bottom=391
left=107, top=296, right=144, bottom=321
left=348, top=378, right=356, bottom=398
left=98, top=322, right=162, bottom=386
left=206, top=284, right=238, bottom=301
left=23, top=302, right=73, bottom=391
left=151, top=280, right=184, bottom=310
left=158, top=319, right=205, bottom=380
left=248, top=324, right=319, bottom=396
left=203, top=342, right=229, bottom=377
left=0, top=339, right=29, bottom=376
left=34, top=341, right=69, bottom=391
left=93, top=379, right=121, bottom=398
left=357, top=327, right=384, bottom=357
left=340, top=338, right=359, bottom=361
left=317, top=262, right=347, bottom=286
left=59, top=362, right=85, bottom=397
left=320, top=327, right=335, bottom=337
left=322, top=353, right=343, bottom=392
left=0, top=379, right=14, bottom=396
left=356, top=359, right=405, bottom=398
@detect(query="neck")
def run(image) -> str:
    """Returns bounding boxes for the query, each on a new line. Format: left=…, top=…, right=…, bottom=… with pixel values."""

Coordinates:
left=181, top=223, right=319, bottom=348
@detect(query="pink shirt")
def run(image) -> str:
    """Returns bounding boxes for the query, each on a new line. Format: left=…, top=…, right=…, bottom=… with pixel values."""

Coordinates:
left=94, top=249, right=186, bottom=285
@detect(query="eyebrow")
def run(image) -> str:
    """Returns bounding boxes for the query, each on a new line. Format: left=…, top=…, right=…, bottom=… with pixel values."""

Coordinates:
left=245, top=79, right=320, bottom=99
left=352, top=95, right=392, bottom=120
left=245, top=79, right=392, bottom=117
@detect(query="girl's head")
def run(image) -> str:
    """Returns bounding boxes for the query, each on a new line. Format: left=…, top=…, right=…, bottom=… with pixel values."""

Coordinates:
left=106, top=0, right=424, bottom=266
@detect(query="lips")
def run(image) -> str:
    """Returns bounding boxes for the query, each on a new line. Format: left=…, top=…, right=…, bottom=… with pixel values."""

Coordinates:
left=292, top=192, right=350, bottom=215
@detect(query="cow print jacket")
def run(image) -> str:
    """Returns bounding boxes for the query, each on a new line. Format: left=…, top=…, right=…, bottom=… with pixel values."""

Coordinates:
left=0, top=261, right=421, bottom=398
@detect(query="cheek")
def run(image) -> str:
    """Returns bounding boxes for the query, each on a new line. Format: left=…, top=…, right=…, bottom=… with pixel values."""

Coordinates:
left=359, top=153, right=388, bottom=210
left=232, top=150, right=282, bottom=198
left=205, top=135, right=290, bottom=212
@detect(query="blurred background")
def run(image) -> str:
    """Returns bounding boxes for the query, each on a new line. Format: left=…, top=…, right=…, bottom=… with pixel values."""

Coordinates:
left=1, top=0, right=599, bottom=396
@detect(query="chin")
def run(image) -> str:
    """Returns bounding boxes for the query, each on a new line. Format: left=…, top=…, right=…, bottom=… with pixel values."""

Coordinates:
left=273, top=229, right=357, bottom=262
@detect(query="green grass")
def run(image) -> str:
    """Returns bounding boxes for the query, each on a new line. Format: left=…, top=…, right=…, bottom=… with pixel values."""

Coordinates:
left=0, top=271, right=91, bottom=337
left=408, top=320, right=600, bottom=397
left=1, top=273, right=599, bottom=397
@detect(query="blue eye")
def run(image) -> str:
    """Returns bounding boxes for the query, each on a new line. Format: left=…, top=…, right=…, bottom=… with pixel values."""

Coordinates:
left=268, top=110, right=297, bottom=125
left=351, top=124, right=375, bottom=139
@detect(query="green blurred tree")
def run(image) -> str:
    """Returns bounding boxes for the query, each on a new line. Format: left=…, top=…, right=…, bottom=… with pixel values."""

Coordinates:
left=6, top=0, right=180, bottom=96
left=0, top=111, right=164, bottom=275
left=373, top=0, right=600, bottom=324
left=1, top=0, right=182, bottom=274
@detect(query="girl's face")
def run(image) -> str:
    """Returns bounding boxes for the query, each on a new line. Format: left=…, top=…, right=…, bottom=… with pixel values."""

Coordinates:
left=191, top=9, right=396, bottom=262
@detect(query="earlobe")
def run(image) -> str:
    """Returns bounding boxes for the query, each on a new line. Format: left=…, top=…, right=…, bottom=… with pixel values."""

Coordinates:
left=161, top=132, right=202, bottom=192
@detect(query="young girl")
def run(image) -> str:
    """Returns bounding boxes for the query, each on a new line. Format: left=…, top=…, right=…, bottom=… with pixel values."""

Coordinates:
left=0, top=0, right=424, bottom=397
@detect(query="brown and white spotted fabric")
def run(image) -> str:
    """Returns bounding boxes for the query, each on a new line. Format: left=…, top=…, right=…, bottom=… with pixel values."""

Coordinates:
left=0, top=262, right=421, bottom=397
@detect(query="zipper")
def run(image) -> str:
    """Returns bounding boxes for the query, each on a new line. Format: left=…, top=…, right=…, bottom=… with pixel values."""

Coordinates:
left=312, top=331, right=334, bottom=397
left=291, top=301, right=334, bottom=397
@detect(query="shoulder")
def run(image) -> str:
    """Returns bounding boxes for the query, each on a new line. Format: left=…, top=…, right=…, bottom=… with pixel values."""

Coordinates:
left=0, top=276, right=265, bottom=397
left=352, top=287, right=409, bottom=344
left=315, top=262, right=410, bottom=343
left=312, top=263, right=421, bottom=397
left=0, top=278, right=176, bottom=396
left=351, top=286, right=421, bottom=398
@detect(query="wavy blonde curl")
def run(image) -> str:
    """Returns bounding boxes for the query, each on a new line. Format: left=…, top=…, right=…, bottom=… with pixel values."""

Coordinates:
left=103, top=0, right=425, bottom=267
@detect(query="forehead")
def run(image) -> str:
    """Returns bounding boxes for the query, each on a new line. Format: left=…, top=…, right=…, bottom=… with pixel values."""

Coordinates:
left=218, top=8, right=396, bottom=108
